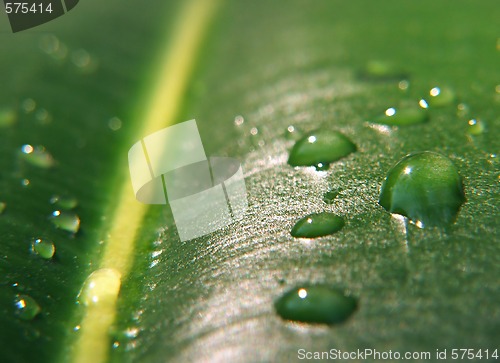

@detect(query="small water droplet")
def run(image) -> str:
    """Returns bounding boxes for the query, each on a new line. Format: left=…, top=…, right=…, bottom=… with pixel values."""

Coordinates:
left=22, top=98, right=36, bottom=113
left=275, top=285, right=357, bottom=325
left=108, top=117, right=122, bottom=131
left=466, top=119, right=485, bottom=135
left=19, top=144, right=55, bottom=169
left=379, top=151, right=466, bottom=227
left=398, top=80, right=409, bottom=91
left=0, top=202, right=6, bottom=214
left=0, top=107, right=16, bottom=127
left=77, top=268, right=121, bottom=306
left=374, top=107, right=429, bottom=126
left=291, top=212, right=344, bottom=238
left=323, top=189, right=340, bottom=204
left=360, top=60, right=407, bottom=81
left=14, top=295, right=41, bottom=320
left=456, top=103, right=470, bottom=117
left=234, top=115, right=244, bottom=126
left=71, top=49, right=90, bottom=68
left=50, top=210, right=80, bottom=233
left=288, top=130, right=356, bottom=168
left=495, top=85, right=500, bottom=94
left=50, top=195, right=78, bottom=210
left=39, top=34, right=60, bottom=54
left=250, top=127, right=258, bottom=136
left=35, top=108, right=51, bottom=124
left=31, top=238, right=55, bottom=259
left=21, top=179, right=30, bottom=187
left=425, top=86, right=456, bottom=107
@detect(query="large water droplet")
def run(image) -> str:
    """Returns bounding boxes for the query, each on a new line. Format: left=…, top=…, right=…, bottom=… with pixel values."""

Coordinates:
left=374, top=107, right=429, bottom=126
left=14, top=295, right=41, bottom=320
left=275, top=285, right=357, bottom=325
left=288, top=130, right=356, bottom=169
left=50, top=210, right=80, bottom=233
left=291, top=212, right=344, bottom=238
left=425, top=86, right=456, bottom=107
left=19, top=144, right=55, bottom=169
left=77, top=269, right=121, bottom=306
left=379, top=151, right=466, bottom=227
left=50, top=195, right=78, bottom=210
left=0, top=107, right=16, bottom=127
left=31, top=238, right=55, bottom=259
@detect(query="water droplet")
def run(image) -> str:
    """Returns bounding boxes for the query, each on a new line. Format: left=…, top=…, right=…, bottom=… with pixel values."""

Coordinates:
left=35, top=108, right=51, bottom=124
left=0, top=107, right=16, bottom=127
left=323, top=189, right=340, bottom=204
left=108, top=117, right=122, bottom=131
left=288, top=130, right=356, bottom=169
left=466, top=119, right=485, bottom=135
left=19, top=144, right=55, bottom=169
left=22, top=98, right=36, bottom=113
left=21, top=179, right=30, bottom=187
left=250, top=127, right=259, bottom=136
left=50, top=210, right=80, bottom=233
left=234, top=115, right=244, bottom=126
left=398, top=80, right=409, bottom=91
left=77, top=268, right=121, bottom=306
left=0, top=202, right=6, bottom=214
left=39, top=34, right=60, bottom=54
left=275, top=285, right=357, bottom=325
left=457, top=103, right=470, bottom=117
left=379, top=151, right=466, bottom=227
left=425, top=86, right=456, bottom=107
left=374, top=107, right=429, bottom=126
left=360, top=60, right=407, bottom=81
left=31, top=238, right=55, bottom=259
left=495, top=85, right=500, bottom=94
left=50, top=195, right=78, bottom=210
left=14, top=295, right=41, bottom=320
left=291, top=212, right=344, bottom=238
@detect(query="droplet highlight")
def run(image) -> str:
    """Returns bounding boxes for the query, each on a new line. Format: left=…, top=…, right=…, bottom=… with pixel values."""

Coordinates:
left=14, top=295, right=41, bottom=320
left=275, top=285, right=357, bottom=325
left=288, top=130, right=356, bottom=169
left=50, top=210, right=80, bottom=233
left=379, top=151, right=466, bottom=227
left=466, top=119, right=485, bottom=135
left=291, top=212, right=344, bottom=238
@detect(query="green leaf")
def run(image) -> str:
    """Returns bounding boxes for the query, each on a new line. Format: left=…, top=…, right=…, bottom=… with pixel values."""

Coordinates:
left=1, top=1, right=499, bottom=363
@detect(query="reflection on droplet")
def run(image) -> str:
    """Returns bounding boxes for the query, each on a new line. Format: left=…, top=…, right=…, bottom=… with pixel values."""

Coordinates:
left=467, top=119, right=485, bottom=135
left=379, top=151, right=466, bottom=227
left=0, top=107, right=16, bottom=127
left=108, top=117, right=122, bottom=131
left=20, top=144, right=55, bottom=168
left=374, top=107, right=429, bottom=126
left=288, top=130, right=356, bottom=169
left=234, top=115, right=244, bottom=126
left=14, top=295, right=41, bottom=320
left=31, top=238, right=55, bottom=259
left=77, top=268, right=121, bottom=306
left=275, top=285, right=357, bottom=325
left=50, top=210, right=80, bottom=233
left=50, top=195, right=78, bottom=209
left=425, top=86, right=456, bottom=107
left=291, top=212, right=344, bottom=238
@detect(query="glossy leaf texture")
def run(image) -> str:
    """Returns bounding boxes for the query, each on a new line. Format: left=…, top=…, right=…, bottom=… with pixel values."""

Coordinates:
left=0, top=1, right=499, bottom=363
